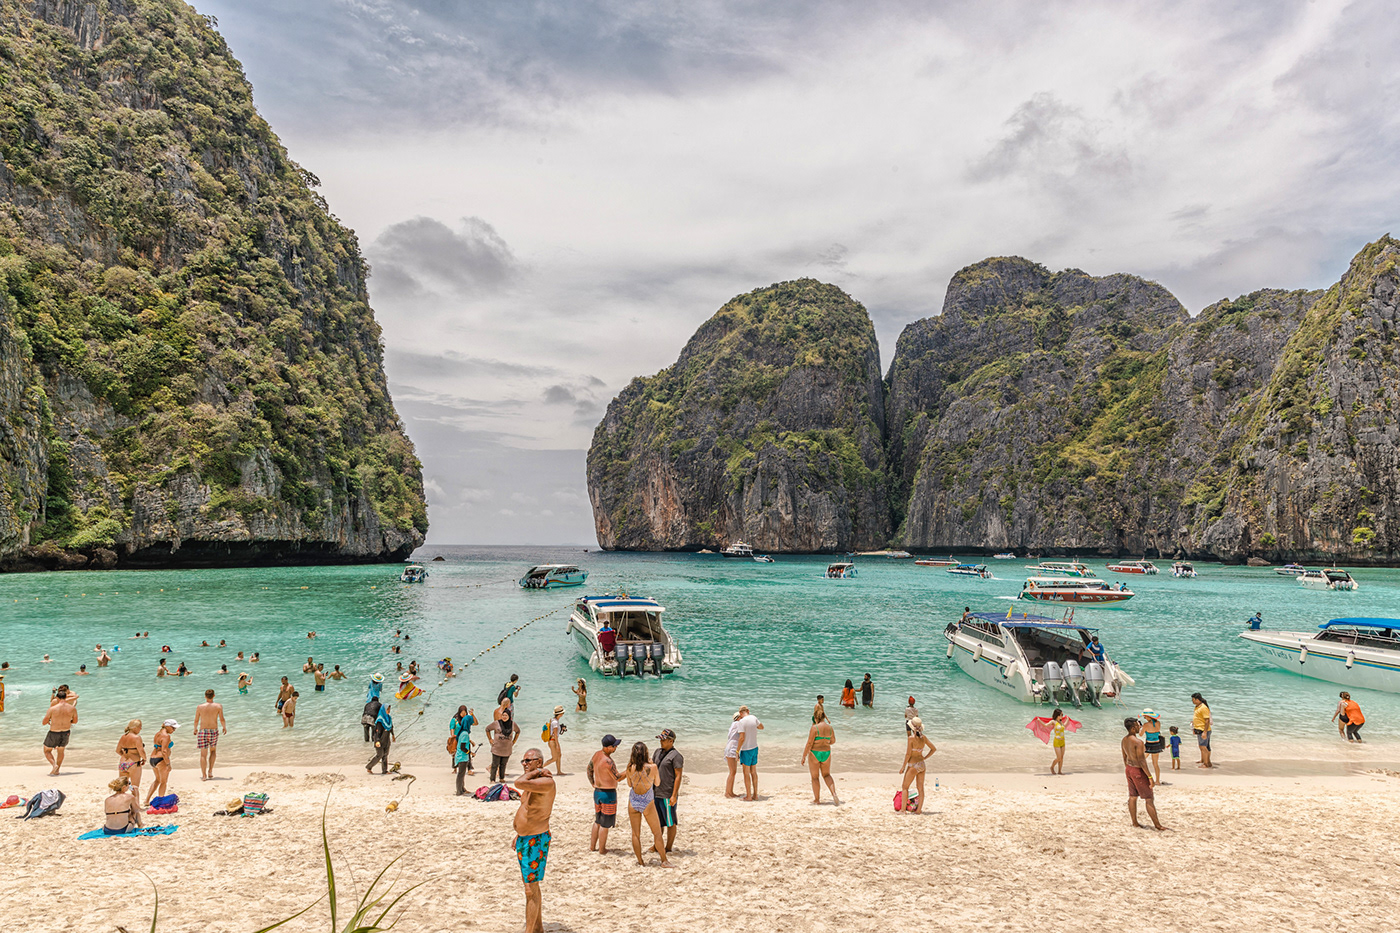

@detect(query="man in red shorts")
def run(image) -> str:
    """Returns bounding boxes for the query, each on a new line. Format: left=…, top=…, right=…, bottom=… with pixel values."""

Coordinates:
left=1122, top=717, right=1165, bottom=831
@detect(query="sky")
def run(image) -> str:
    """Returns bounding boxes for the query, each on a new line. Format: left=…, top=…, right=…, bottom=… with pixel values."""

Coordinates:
left=196, top=0, right=1400, bottom=545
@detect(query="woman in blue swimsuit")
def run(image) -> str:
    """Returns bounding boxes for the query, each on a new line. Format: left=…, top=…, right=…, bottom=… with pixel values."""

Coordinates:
left=623, top=742, right=670, bottom=868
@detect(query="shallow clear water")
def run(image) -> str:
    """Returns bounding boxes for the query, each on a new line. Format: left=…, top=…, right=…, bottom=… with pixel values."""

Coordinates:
left=1, top=548, right=1397, bottom=771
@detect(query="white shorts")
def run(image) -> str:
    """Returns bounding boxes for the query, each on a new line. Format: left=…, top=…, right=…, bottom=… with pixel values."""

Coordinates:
left=725, top=741, right=739, bottom=759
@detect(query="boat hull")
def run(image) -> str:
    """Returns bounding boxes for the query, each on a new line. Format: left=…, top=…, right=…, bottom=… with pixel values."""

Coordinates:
left=519, top=571, right=588, bottom=589
left=947, top=639, right=1034, bottom=701
left=1241, top=632, right=1400, bottom=693
left=1020, top=591, right=1132, bottom=604
left=565, top=613, right=681, bottom=677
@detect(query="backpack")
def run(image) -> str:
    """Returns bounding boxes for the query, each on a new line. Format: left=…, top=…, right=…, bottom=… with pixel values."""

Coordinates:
left=497, top=684, right=510, bottom=703
left=475, top=783, right=512, bottom=802
left=541, top=722, right=551, bottom=742
left=19, top=788, right=64, bottom=820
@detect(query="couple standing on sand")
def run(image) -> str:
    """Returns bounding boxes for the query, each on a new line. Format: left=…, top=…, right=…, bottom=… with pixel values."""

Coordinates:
left=588, top=732, right=681, bottom=866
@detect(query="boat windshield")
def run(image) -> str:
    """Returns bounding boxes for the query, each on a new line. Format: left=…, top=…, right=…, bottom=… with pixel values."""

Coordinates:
left=598, top=609, right=664, bottom=641
left=1317, top=627, right=1400, bottom=650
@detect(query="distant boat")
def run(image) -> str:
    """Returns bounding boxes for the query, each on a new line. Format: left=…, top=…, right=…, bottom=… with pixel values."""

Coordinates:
left=857, top=549, right=913, bottom=559
left=1240, top=617, right=1400, bottom=693
left=1275, top=563, right=1308, bottom=576
left=1019, top=576, right=1133, bottom=604
left=721, top=543, right=754, bottom=558
left=915, top=558, right=958, bottom=566
left=826, top=562, right=858, bottom=579
left=1024, top=561, right=1098, bottom=578
left=1108, top=560, right=1159, bottom=575
left=1172, top=561, right=1197, bottom=578
left=947, top=563, right=992, bottom=579
left=518, top=565, right=588, bottom=589
left=992, top=552, right=1016, bottom=560
left=400, top=565, right=428, bottom=583
left=1298, top=569, right=1358, bottom=591
left=753, top=555, right=774, bottom=563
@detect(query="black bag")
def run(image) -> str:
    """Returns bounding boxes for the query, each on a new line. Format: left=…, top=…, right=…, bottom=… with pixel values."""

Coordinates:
left=497, top=684, right=510, bottom=703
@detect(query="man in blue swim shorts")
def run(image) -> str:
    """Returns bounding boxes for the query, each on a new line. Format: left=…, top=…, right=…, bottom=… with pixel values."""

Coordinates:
left=736, top=706, right=763, bottom=800
left=513, top=748, right=556, bottom=933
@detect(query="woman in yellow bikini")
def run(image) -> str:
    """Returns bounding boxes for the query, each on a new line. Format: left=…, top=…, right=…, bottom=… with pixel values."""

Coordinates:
left=1049, top=708, right=1069, bottom=775
left=801, top=710, right=839, bottom=805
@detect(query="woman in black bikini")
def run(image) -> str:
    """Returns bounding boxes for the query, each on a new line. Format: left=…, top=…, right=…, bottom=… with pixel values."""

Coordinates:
left=144, top=720, right=177, bottom=807
left=105, top=774, right=144, bottom=835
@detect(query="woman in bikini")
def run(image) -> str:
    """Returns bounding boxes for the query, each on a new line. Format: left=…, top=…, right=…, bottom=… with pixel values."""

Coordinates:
left=840, top=679, right=857, bottom=709
left=145, top=720, right=176, bottom=806
left=800, top=709, right=839, bottom=805
left=115, top=719, right=145, bottom=802
left=898, top=716, right=936, bottom=813
left=104, top=774, right=144, bottom=835
left=623, top=741, right=670, bottom=867
left=572, top=678, right=587, bottom=712
left=1049, top=708, right=1069, bottom=775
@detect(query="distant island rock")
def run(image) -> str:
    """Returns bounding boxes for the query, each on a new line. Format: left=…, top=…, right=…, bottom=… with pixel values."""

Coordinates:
left=0, top=3, right=426, bottom=569
left=590, top=237, right=1400, bottom=564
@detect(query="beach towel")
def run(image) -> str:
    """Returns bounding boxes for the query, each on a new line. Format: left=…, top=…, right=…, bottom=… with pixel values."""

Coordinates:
left=395, top=682, right=423, bottom=701
left=147, top=794, right=178, bottom=814
left=18, top=789, right=64, bottom=820
left=79, top=825, right=178, bottom=840
left=1026, top=716, right=1083, bottom=745
left=0, top=794, right=25, bottom=809
left=242, top=793, right=269, bottom=815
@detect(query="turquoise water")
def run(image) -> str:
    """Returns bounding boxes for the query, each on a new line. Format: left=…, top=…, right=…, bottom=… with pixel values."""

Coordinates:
left=1, top=548, right=1397, bottom=771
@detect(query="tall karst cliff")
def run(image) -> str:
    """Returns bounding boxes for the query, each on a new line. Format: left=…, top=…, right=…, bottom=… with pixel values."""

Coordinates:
left=587, top=279, right=891, bottom=551
left=592, top=239, right=1400, bottom=563
left=0, top=0, right=427, bottom=568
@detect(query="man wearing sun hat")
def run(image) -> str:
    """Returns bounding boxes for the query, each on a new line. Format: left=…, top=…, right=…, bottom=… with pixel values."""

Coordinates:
left=652, top=729, right=683, bottom=853
left=546, top=705, right=568, bottom=776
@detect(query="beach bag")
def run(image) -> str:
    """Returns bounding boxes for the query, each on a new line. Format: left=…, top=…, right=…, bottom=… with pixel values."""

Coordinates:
left=541, top=722, right=551, bottom=742
left=147, top=793, right=178, bottom=814
left=19, top=788, right=64, bottom=820
left=242, top=793, right=269, bottom=815
left=893, top=790, right=903, bottom=812
left=497, top=684, right=510, bottom=703
left=448, top=734, right=458, bottom=754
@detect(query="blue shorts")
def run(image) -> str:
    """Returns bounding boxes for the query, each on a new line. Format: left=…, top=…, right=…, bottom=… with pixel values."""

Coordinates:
left=654, top=798, right=677, bottom=827
left=1197, top=731, right=1211, bottom=749
left=516, top=831, right=551, bottom=884
left=739, top=747, right=758, bottom=767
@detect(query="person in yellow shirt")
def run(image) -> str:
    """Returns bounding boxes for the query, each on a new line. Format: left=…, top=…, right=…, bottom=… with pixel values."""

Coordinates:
left=1190, top=692, right=1212, bottom=768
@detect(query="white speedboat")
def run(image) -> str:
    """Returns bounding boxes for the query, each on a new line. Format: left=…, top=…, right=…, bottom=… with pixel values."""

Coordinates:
left=1024, top=561, right=1097, bottom=577
left=753, top=555, right=774, bottom=563
left=1172, top=561, right=1197, bottom=578
left=947, top=563, right=992, bottom=579
left=944, top=609, right=1134, bottom=706
left=826, top=562, right=857, bottom=579
left=915, top=557, right=958, bottom=566
left=1275, top=563, right=1308, bottom=576
left=519, top=565, right=588, bottom=589
left=565, top=595, right=682, bottom=677
left=1299, top=569, right=1358, bottom=591
left=1107, top=560, right=1159, bottom=575
left=1019, top=576, right=1134, bottom=604
left=993, top=552, right=1016, bottom=560
left=721, top=542, right=754, bottom=558
left=400, top=565, right=427, bottom=583
left=1240, top=618, right=1400, bottom=693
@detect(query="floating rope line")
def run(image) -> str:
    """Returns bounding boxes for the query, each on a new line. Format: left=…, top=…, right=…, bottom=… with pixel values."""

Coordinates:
left=387, top=601, right=571, bottom=760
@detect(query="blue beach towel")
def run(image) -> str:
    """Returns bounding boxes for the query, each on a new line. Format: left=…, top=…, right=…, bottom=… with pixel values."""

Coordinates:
left=79, top=825, right=179, bottom=840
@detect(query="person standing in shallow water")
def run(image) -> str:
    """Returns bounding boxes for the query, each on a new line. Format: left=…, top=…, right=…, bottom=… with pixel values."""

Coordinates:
left=801, top=711, right=839, bottom=805
left=840, top=680, right=856, bottom=709
left=42, top=687, right=78, bottom=775
left=513, top=748, right=556, bottom=933
left=860, top=674, right=875, bottom=708
left=1048, top=708, right=1069, bottom=775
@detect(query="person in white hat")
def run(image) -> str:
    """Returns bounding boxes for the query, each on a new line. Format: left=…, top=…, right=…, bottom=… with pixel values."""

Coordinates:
left=1141, top=709, right=1165, bottom=784
left=546, top=705, right=568, bottom=776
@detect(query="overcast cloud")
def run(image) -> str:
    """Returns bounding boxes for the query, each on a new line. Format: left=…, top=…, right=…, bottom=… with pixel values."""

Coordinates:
left=199, top=0, right=1400, bottom=545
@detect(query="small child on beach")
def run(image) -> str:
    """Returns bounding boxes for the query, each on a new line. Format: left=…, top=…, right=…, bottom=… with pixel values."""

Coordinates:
left=1169, top=726, right=1181, bottom=769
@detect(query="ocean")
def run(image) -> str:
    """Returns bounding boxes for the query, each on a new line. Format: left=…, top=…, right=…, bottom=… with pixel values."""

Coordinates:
left=1, top=546, right=1397, bottom=773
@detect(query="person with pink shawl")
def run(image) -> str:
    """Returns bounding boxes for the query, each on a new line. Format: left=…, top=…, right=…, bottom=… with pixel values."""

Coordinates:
left=1028, top=708, right=1081, bottom=774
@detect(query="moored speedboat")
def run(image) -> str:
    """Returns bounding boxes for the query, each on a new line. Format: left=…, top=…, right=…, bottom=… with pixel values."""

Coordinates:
left=1275, top=563, right=1308, bottom=576
left=1107, top=560, right=1159, bottom=575
left=1171, top=561, right=1197, bottom=578
left=1024, top=561, right=1097, bottom=577
left=400, top=565, right=428, bottom=583
left=1019, top=576, right=1133, bottom=604
left=1240, top=618, right=1400, bottom=693
left=1298, top=568, right=1358, bottom=591
left=753, top=554, right=774, bottom=563
left=947, top=563, right=992, bottom=579
left=518, top=565, right=588, bottom=589
left=721, top=542, right=754, bottom=558
left=826, top=562, right=857, bottom=579
left=565, top=595, right=682, bottom=677
left=915, top=558, right=958, bottom=566
left=943, top=609, right=1134, bottom=706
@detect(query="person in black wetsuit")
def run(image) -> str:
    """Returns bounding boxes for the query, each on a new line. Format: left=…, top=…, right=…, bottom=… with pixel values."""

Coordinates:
left=362, top=696, right=382, bottom=743
left=860, top=673, right=875, bottom=708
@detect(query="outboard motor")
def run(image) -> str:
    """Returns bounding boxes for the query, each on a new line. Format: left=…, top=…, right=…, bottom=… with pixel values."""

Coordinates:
left=614, top=643, right=630, bottom=677
left=1042, top=661, right=1064, bottom=701
left=649, top=642, right=665, bottom=675
left=630, top=643, right=650, bottom=677
left=1061, top=658, right=1085, bottom=709
left=1084, top=662, right=1106, bottom=708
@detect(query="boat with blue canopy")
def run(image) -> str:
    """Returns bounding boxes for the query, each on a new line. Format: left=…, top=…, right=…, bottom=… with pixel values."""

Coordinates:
left=1239, top=618, right=1400, bottom=693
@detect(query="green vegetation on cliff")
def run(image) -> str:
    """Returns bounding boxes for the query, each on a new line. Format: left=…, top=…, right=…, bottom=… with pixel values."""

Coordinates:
left=0, top=0, right=425, bottom=565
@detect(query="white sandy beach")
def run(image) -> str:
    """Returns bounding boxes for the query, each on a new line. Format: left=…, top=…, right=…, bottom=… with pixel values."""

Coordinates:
left=3, top=752, right=1398, bottom=933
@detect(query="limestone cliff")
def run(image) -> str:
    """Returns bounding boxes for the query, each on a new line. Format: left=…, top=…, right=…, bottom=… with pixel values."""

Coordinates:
left=0, top=0, right=427, bottom=568
left=587, top=279, right=890, bottom=551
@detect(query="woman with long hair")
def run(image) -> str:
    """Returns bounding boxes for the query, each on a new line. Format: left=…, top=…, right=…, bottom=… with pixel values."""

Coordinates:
left=115, top=720, right=145, bottom=802
left=840, top=679, right=857, bottom=709
left=1049, top=708, right=1069, bottom=775
left=724, top=711, right=743, bottom=798
left=801, top=710, right=839, bottom=805
left=623, top=742, right=670, bottom=867
left=450, top=704, right=477, bottom=794
left=898, top=717, right=936, bottom=813
left=144, top=720, right=176, bottom=806
left=572, top=678, right=587, bottom=712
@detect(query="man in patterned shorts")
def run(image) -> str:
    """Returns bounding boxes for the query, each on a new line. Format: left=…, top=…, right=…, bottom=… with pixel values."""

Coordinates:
left=513, top=747, right=556, bottom=933
left=192, top=689, right=226, bottom=781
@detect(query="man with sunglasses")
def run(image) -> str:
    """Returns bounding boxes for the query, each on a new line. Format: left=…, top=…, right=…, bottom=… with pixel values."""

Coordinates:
left=513, top=748, right=556, bottom=933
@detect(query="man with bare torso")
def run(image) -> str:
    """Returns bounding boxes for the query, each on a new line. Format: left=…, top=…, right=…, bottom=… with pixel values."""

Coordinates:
left=193, top=689, right=227, bottom=781
left=1122, top=717, right=1165, bottom=831
left=513, top=748, right=556, bottom=933
left=42, top=687, right=78, bottom=775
